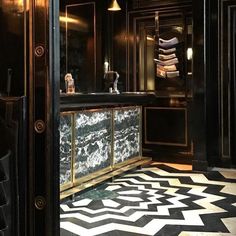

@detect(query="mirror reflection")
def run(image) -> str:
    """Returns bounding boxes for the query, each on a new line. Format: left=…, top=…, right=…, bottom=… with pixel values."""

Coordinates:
left=60, top=2, right=96, bottom=93
left=138, top=11, right=192, bottom=95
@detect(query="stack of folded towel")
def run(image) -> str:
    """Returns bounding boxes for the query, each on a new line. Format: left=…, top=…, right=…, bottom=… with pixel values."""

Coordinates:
left=155, top=37, right=180, bottom=79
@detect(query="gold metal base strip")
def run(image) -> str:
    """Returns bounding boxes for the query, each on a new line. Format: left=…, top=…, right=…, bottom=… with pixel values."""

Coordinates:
left=73, top=166, right=113, bottom=186
left=60, top=157, right=152, bottom=200
left=60, top=182, right=73, bottom=192
left=113, top=156, right=141, bottom=169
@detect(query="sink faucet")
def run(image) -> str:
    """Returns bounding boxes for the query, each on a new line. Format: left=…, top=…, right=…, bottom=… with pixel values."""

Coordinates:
left=104, top=71, right=120, bottom=94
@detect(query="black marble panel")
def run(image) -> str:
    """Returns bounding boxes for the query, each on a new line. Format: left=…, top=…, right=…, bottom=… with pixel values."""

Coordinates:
left=74, top=110, right=112, bottom=179
left=114, top=107, right=141, bottom=164
left=59, top=114, right=73, bottom=185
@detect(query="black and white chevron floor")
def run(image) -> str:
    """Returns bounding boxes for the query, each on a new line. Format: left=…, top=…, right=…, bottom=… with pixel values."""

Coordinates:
left=60, top=163, right=236, bottom=236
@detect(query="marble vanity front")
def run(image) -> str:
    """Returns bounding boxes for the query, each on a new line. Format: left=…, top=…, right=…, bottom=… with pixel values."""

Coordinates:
left=59, top=104, right=142, bottom=192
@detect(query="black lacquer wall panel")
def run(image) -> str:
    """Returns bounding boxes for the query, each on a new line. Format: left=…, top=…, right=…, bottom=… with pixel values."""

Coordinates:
left=0, top=3, right=25, bottom=96
left=132, top=0, right=192, bottom=9
left=218, top=0, right=236, bottom=165
left=145, top=107, right=187, bottom=146
left=0, top=97, right=27, bottom=236
left=60, top=0, right=105, bottom=93
left=191, top=0, right=208, bottom=170
left=204, top=0, right=220, bottom=166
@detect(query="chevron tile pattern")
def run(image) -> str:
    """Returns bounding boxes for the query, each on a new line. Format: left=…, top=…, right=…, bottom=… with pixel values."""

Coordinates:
left=60, top=164, right=236, bottom=236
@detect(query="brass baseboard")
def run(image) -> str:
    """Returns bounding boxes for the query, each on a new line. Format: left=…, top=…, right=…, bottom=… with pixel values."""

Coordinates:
left=60, top=156, right=152, bottom=200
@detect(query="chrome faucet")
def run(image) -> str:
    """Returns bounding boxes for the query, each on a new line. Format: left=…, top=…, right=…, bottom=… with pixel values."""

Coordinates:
left=104, top=71, right=120, bottom=94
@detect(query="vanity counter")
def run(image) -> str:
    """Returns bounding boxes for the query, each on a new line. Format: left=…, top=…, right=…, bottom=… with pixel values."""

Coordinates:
left=59, top=93, right=153, bottom=199
left=60, top=92, right=156, bottom=111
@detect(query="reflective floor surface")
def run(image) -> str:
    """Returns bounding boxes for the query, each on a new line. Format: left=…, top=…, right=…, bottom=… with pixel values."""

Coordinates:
left=60, top=163, right=236, bottom=236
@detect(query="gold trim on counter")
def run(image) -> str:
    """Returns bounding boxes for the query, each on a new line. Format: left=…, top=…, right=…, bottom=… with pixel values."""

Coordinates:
left=60, top=106, right=145, bottom=198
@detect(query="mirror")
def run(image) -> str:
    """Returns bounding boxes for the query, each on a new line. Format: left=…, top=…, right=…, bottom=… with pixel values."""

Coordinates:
left=60, top=1, right=96, bottom=93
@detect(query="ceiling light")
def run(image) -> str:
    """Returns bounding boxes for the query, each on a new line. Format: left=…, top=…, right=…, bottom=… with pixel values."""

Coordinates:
left=108, top=0, right=121, bottom=11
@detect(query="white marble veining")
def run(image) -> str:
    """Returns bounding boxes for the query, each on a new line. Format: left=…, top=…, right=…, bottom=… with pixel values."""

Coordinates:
left=74, top=111, right=112, bottom=179
left=113, top=108, right=141, bottom=164
left=59, top=114, right=72, bottom=185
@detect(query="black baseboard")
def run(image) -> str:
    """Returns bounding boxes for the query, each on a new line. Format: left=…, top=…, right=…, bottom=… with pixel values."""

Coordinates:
left=192, top=159, right=208, bottom=171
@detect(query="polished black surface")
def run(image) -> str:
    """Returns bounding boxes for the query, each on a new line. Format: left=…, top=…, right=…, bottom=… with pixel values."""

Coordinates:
left=132, top=0, right=192, bottom=9
left=27, top=0, right=60, bottom=235
left=191, top=0, right=208, bottom=171
left=205, top=0, right=220, bottom=166
left=0, top=4, right=25, bottom=97
left=0, top=97, right=27, bottom=236
left=60, top=92, right=156, bottom=111
left=145, top=107, right=186, bottom=144
left=1, top=0, right=235, bottom=235
left=60, top=1, right=96, bottom=93
left=217, top=0, right=236, bottom=166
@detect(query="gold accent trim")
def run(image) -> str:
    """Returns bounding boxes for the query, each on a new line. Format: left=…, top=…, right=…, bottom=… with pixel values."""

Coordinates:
left=113, top=156, right=141, bottom=169
left=59, top=112, right=74, bottom=192
left=60, top=182, right=73, bottom=192
left=73, top=166, right=112, bottom=186
left=139, top=106, right=143, bottom=157
left=144, top=107, right=188, bottom=147
left=111, top=108, right=115, bottom=167
left=60, top=157, right=152, bottom=200
left=72, top=113, right=76, bottom=184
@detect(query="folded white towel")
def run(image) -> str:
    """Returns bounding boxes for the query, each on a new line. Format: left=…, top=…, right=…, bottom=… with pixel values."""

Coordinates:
left=166, top=71, right=180, bottom=78
left=159, top=37, right=179, bottom=48
left=159, top=47, right=176, bottom=54
left=154, top=57, right=179, bottom=66
left=157, top=64, right=177, bottom=72
left=159, top=53, right=176, bottom=60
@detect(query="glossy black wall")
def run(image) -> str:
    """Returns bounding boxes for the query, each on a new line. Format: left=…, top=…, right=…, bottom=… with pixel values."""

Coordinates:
left=191, top=0, right=208, bottom=170
left=205, top=0, right=220, bottom=166
left=196, top=0, right=236, bottom=168
left=217, top=0, right=236, bottom=166
left=0, top=97, right=27, bottom=236
left=0, top=3, right=25, bottom=96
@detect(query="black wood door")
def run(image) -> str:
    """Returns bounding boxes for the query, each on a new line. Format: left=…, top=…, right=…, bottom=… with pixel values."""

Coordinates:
left=27, top=1, right=60, bottom=235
